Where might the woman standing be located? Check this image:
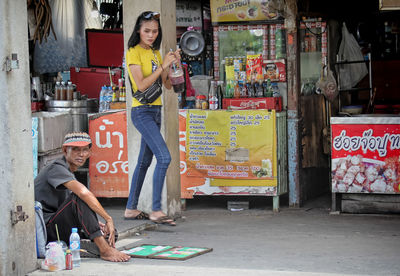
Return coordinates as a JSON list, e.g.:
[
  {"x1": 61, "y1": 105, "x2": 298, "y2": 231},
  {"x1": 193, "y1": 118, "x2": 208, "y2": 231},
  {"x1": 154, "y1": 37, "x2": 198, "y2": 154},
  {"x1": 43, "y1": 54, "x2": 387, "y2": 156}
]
[{"x1": 124, "y1": 11, "x2": 179, "y2": 226}]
